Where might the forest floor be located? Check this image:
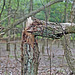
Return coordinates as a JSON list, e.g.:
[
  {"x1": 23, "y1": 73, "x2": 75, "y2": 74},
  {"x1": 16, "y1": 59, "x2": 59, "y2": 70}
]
[{"x1": 0, "y1": 40, "x2": 75, "y2": 75}]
